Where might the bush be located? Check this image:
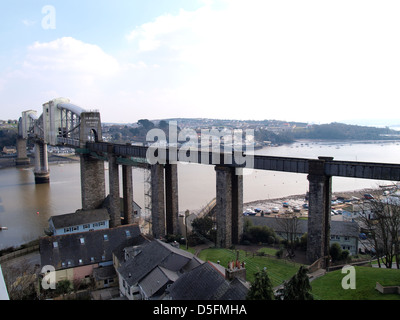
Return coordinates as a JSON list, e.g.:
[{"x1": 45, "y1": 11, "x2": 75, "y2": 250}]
[
  {"x1": 276, "y1": 248, "x2": 284, "y2": 259},
  {"x1": 330, "y1": 243, "x2": 342, "y2": 262},
  {"x1": 55, "y1": 280, "x2": 72, "y2": 295},
  {"x1": 242, "y1": 225, "x2": 277, "y2": 244}
]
